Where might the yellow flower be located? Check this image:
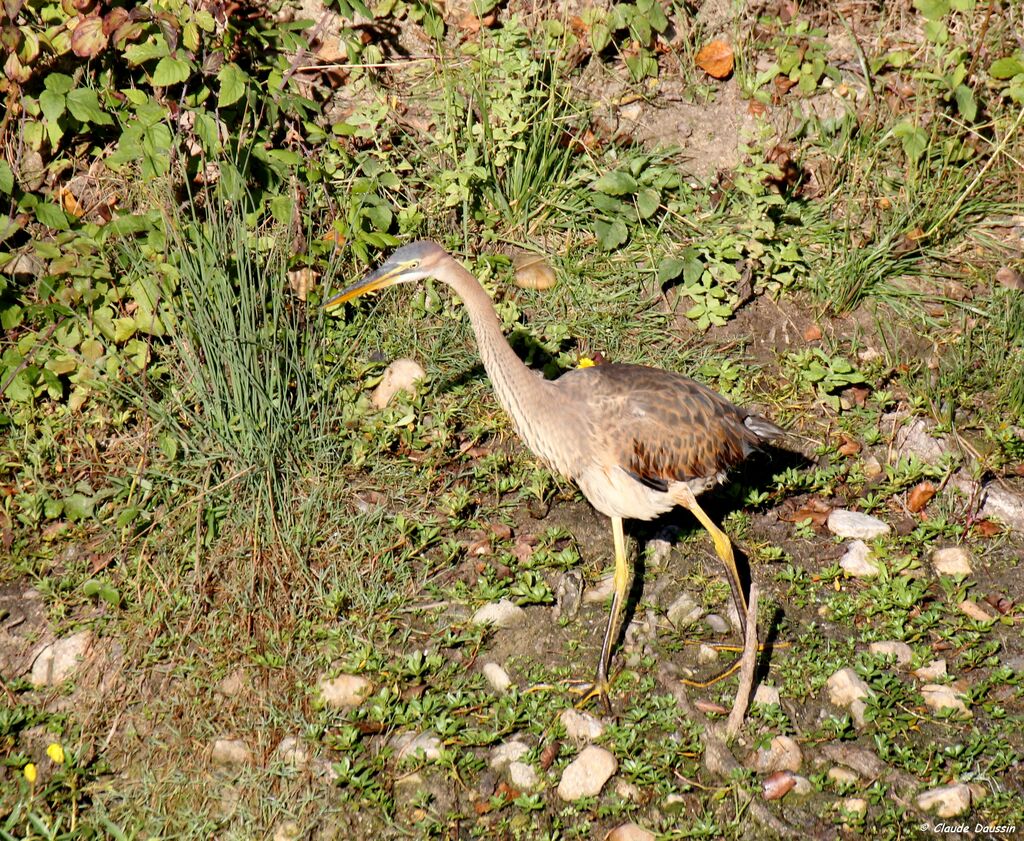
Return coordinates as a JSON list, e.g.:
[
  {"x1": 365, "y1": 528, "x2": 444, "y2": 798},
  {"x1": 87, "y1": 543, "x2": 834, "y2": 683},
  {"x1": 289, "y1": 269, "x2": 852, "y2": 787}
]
[
  {"x1": 577, "y1": 357, "x2": 596, "y2": 369},
  {"x1": 47, "y1": 743, "x2": 66, "y2": 764},
  {"x1": 24, "y1": 763, "x2": 37, "y2": 784}
]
